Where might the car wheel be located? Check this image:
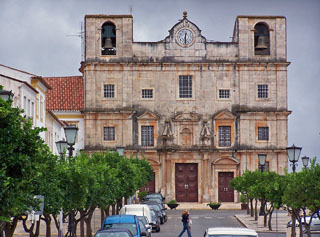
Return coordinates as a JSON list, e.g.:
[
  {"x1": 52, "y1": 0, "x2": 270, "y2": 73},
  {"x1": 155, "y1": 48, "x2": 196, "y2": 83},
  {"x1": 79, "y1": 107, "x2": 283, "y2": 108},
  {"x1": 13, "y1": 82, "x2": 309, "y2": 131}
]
[
  {"x1": 156, "y1": 225, "x2": 160, "y2": 232},
  {"x1": 164, "y1": 216, "x2": 168, "y2": 222},
  {"x1": 160, "y1": 217, "x2": 164, "y2": 224}
]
